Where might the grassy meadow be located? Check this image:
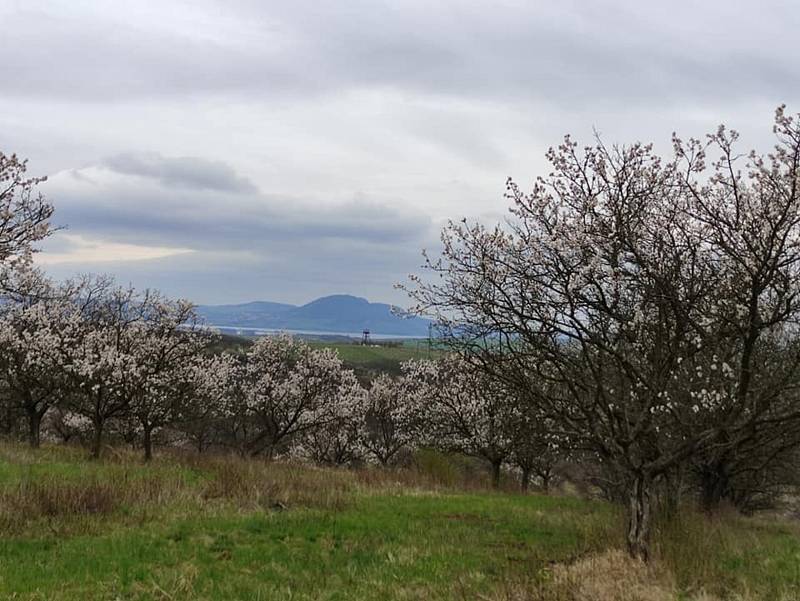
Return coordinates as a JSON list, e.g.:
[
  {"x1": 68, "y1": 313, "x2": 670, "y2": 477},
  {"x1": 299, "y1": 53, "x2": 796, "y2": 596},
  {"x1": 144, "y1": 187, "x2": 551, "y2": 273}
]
[
  {"x1": 0, "y1": 442, "x2": 798, "y2": 600},
  {"x1": 309, "y1": 341, "x2": 439, "y2": 377},
  {"x1": 215, "y1": 334, "x2": 440, "y2": 379}
]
